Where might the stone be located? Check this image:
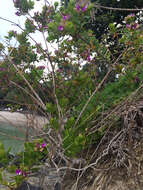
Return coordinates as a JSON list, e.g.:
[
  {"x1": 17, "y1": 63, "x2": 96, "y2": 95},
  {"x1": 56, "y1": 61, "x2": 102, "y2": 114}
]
[{"x1": 16, "y1": 181, "x2": 42, "y2": 190}]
